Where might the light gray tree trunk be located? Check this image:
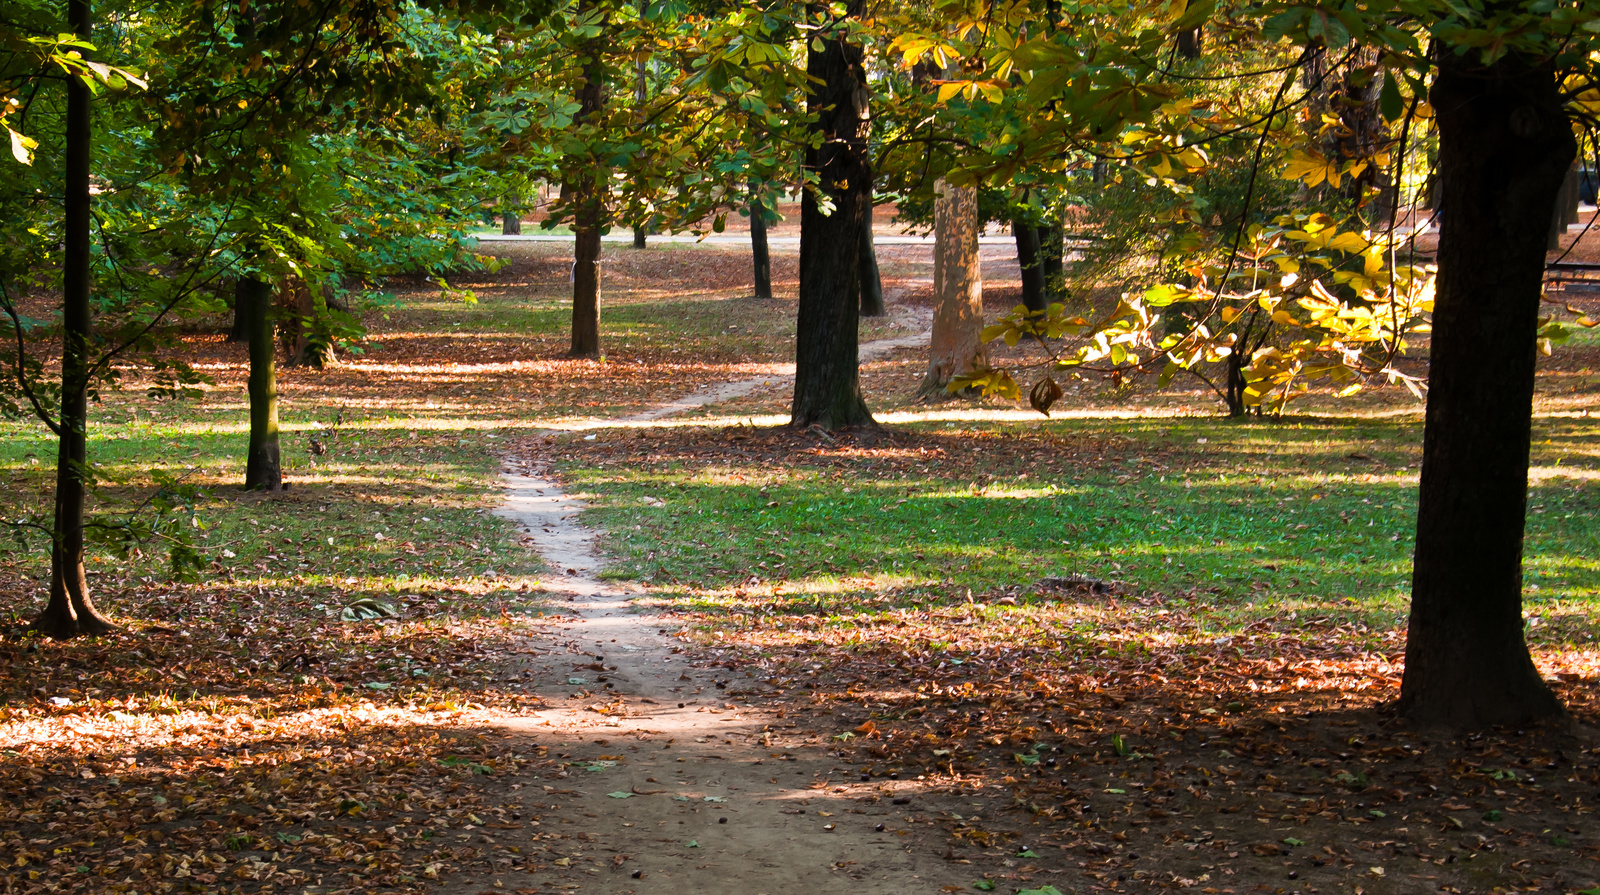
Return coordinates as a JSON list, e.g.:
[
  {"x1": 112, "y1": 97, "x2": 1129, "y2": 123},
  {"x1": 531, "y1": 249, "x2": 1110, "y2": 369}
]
[{"x1": 920, "y1": 178, "x2": 984, "y2": 394}]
